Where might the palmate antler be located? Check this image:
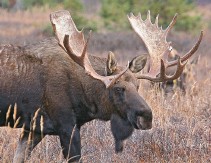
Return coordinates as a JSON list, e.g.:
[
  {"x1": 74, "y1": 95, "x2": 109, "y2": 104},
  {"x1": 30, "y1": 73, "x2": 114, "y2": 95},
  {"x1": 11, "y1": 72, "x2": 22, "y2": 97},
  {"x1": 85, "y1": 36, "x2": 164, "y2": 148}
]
[
  {"x1": 50, "y1": 10, "x2": 129, "y2": 88},
  {"x1": 128, "y1": 11, "x2": 203, "y2": 82}
]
